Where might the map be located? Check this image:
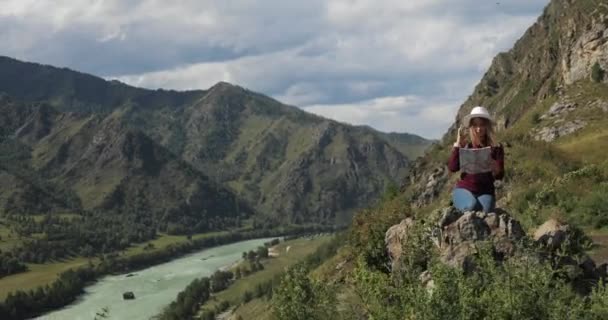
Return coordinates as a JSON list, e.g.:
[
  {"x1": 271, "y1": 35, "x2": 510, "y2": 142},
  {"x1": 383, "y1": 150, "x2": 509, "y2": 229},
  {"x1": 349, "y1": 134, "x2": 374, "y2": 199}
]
[{"x1": 459, "y1": 147, "x2": 492, "y2": 174}]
